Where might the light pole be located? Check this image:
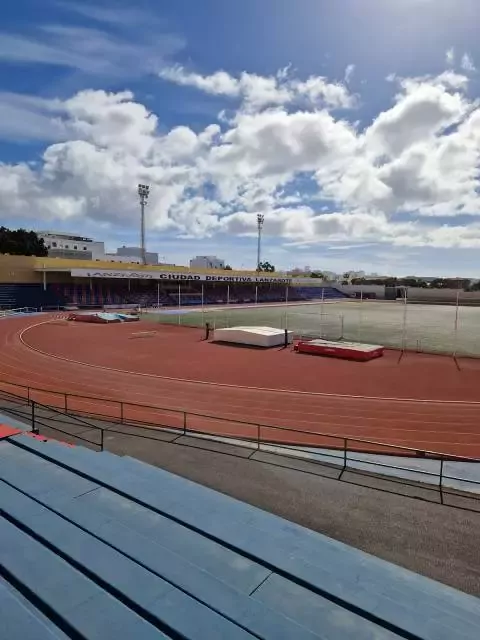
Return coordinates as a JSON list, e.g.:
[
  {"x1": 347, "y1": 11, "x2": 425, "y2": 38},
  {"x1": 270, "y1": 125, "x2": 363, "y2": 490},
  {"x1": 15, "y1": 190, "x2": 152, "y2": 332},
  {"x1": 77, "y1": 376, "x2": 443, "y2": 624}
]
[
  {"x1": 138, "y1": 183, "x2": 150, "y2": 265},
  {"x1": 256, "y1": 213, "x2": 264, "y2": 272}
]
